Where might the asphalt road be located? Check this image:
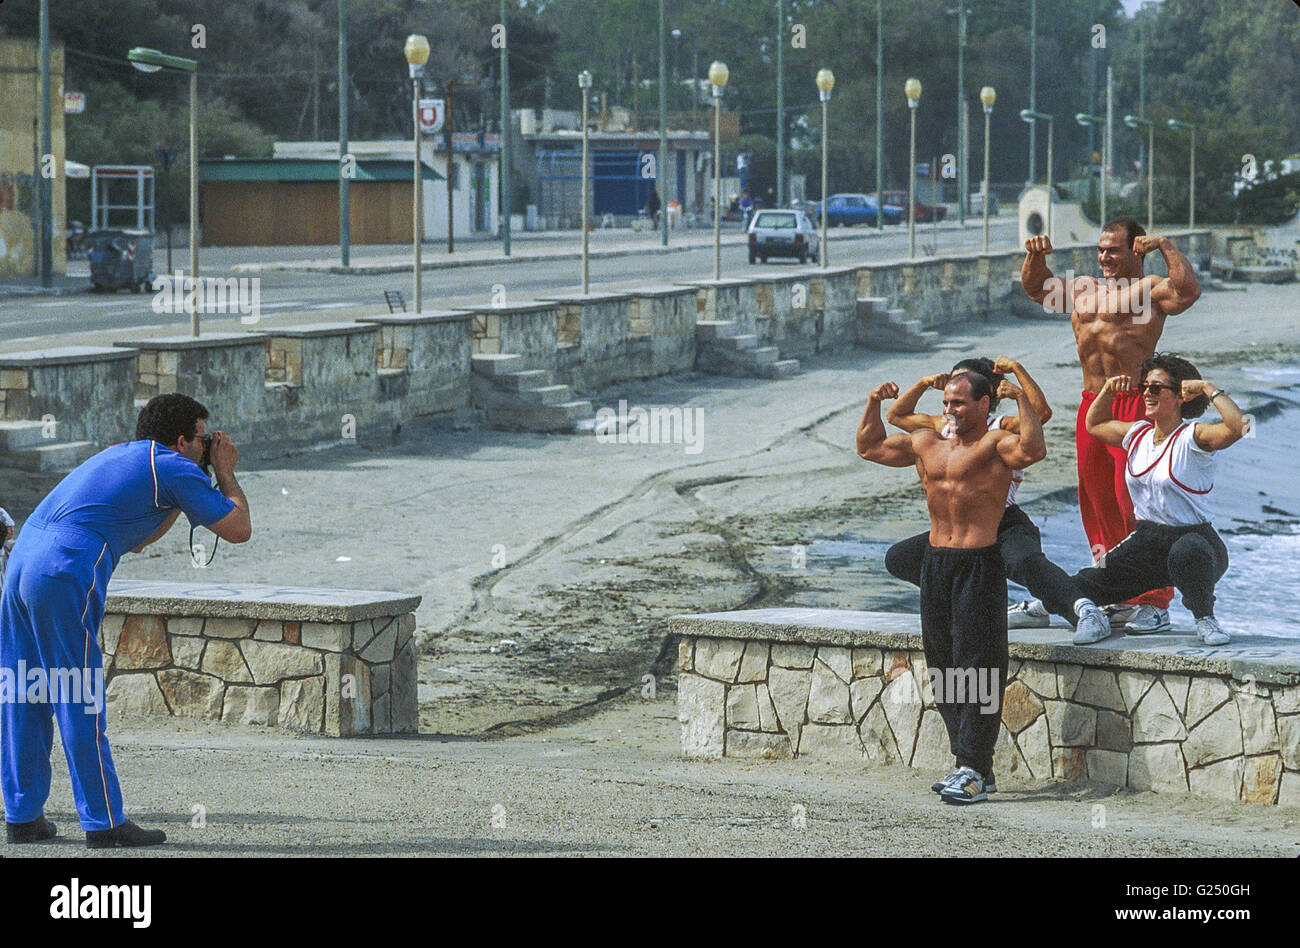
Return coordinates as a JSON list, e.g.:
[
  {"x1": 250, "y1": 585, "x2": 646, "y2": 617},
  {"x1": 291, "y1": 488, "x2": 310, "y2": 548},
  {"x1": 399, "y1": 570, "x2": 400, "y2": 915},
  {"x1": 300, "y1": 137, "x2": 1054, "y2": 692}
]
[{"x1": 0, "y1": 219, "x2": 1019, "y2": 346}]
